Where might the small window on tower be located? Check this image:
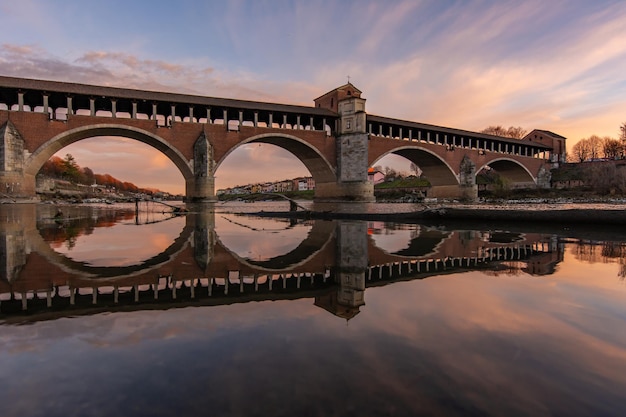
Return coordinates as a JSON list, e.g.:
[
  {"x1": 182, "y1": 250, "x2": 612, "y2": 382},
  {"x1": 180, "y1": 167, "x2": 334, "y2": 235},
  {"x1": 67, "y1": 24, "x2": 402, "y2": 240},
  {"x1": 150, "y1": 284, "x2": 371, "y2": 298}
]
[{"x1": 347, "y1": 90, "x2": 352, "y2": 96}]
